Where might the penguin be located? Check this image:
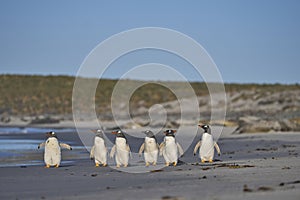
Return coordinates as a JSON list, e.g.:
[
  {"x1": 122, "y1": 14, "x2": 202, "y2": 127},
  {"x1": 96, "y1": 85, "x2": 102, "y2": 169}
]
[
  {"x1": 193, "y1": 124, "x2": 221, "y2": 163},
  {"x1": 38, "y1": 131, "x2": 72, "y2": 168},
  {"x1": 159, "y1": 130, "x2": 184, "y2": 166},
  {"x1": 110, "y1": 130, "x2": 131, "y2": 168},
  {"x1": 90, "y1": 129, "x2": 107, "y2": 167},
  {"x1": 138, "y1": 130, "x2": 159, "y2": 166}
]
